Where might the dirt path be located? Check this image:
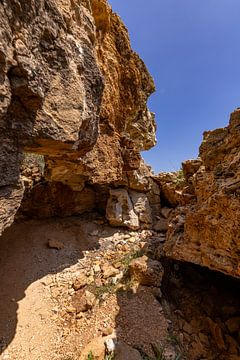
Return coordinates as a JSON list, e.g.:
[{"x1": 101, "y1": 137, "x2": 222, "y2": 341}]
[
  {"x1": 1, "y1": 216, "x2": 239, "y2": 360},
  {"x1": 0, "y1": 217, "x2": 100, "y2": 360},
  {"x1": 0, "y1": 216, "x2": 170, "y2": 359}
]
